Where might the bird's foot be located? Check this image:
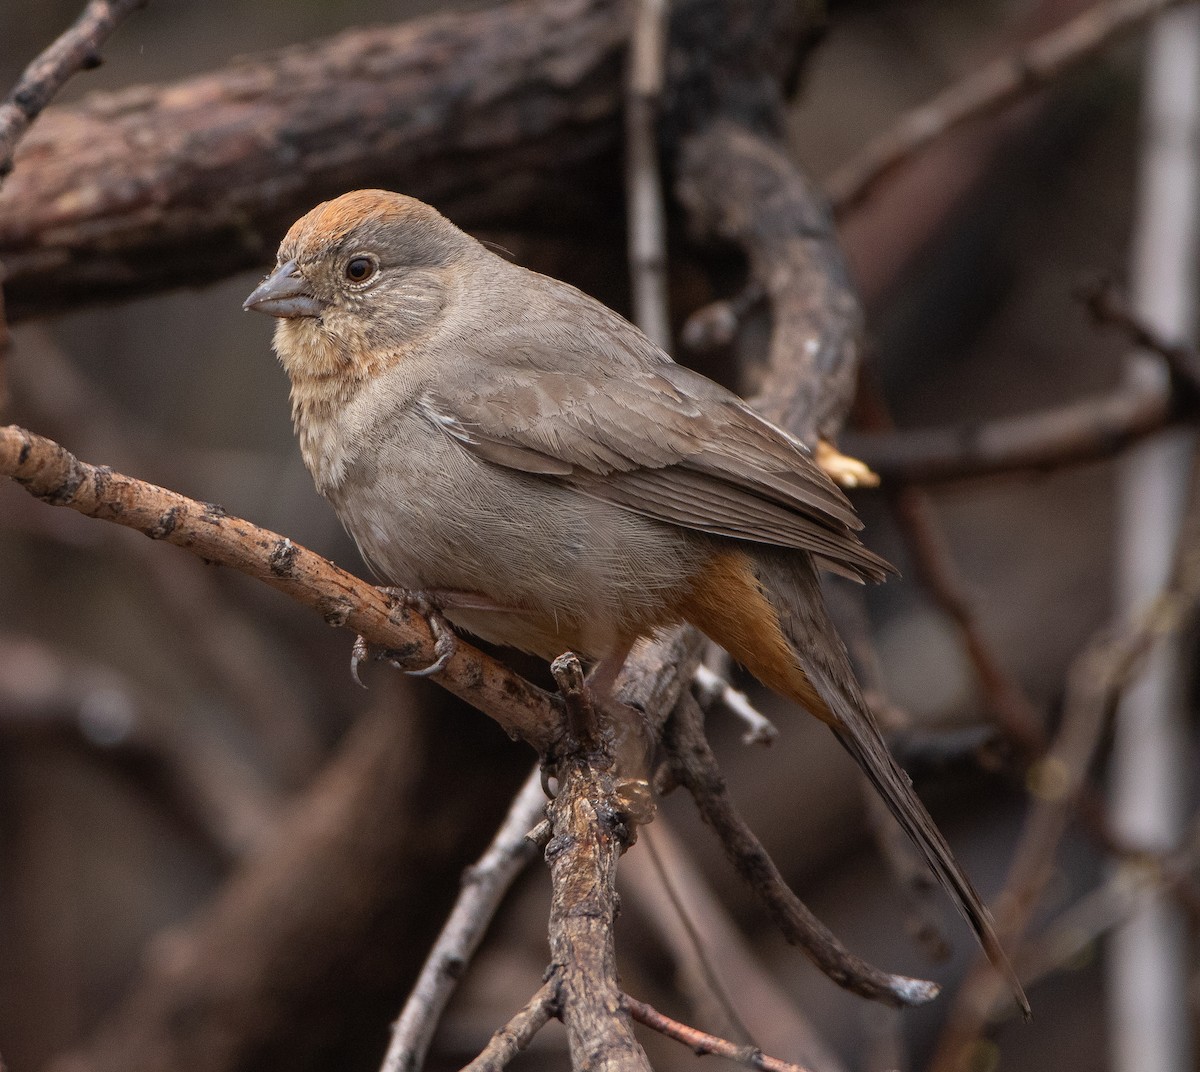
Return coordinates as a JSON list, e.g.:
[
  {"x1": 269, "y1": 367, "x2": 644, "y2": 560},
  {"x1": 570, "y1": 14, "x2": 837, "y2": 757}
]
[
  {"x1": 350, "y1": 588, "x2": 458, "y2": 685},
  {"x1": 815, "y1": 439, "x2": 879, "y2": 488}
]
